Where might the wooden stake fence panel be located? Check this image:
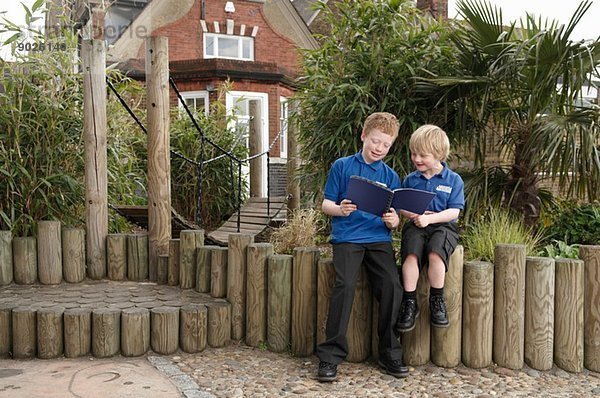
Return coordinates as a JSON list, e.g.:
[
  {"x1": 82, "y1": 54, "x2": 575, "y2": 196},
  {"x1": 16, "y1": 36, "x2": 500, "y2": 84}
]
[
  {"x1": 403, "y1": 270, "x2": 430, "y2": 366},
  {"x1": 346, "y1": 265, "x2": 371, "y2": 363},
  {"x1": 207, "y1": 302, "x2": 231, "y2": 348},
  {"x1": 210, "y1": 247, "x2": 228, "y2": 298},
  {"x1": 267, "y1": 254, "x2": 292, "y2": 353},
  {"x1": 151, "y1": 306, "x2": 179, "y2": 355},
  {"x1": 245, "y1": 243, "x2": 274, "y2": 347},
  {"x1": 462, "y1": 261, "x2": 493, "y2": 368},
  {"x1": 580, "y1": 245, "x2": 600, "y2": 372},
  {"x1": 62, "y1": 228, "x2": 85, "y2": 283},
  {"x1": 157, "y1": 255, "x2": 169, "y2": 285},
  {"x1": 92, "y1": 308, "x2": 121, "y2": 358},
  {"x1": 180, "y1": 303, "x2": 207, "y2": 353},
  {"x1": 316, "y1": 258, "x2": 334, "y2": 346},
  {"x1": 107, "y1": 234, "x2": 127, "y2": 280},
  {"x1": 432, "y1": 245, "x2": 464, "y2": 367},
  {"x1": 291, "y1": 247, "x2": 319, "y2": 357},
  {"x1": 64, "y1": 308, "x2": 91, "y2": 358},
  {"x1": 127, "y1": 234, "x2": 148, "y2": 281},
  {"x1": 0, "y1": 231, "x2": 12, "y2": 285},
  {"x1": 524, "y1": 256, "x2": 555, "y2": 371},
  {"x1": 196, "y1": 246, "x2": 215, "y2": 293},
  {"x1": 37, "y1": 307, "x2": 64, "y2": 359},
  {"x1": 179, "y1": 230, "x2": 204, "y2": 289},
  {"x1": 12, "y1": 307, "x2": 36, "y2": 359},
  {"x1": 227, "y1": 233, "x2": 253, "y2": 340},
  {"x1": 0, "y1": 304, "x2": 12, "y2": 358},
  {"x1": 12, "y1": 236, "x2": 37, "y2": 284},
  {"x1": 38, "y1": 221, "x2": 62, "y2": 285},
  {"x1": 493, "y1": 243, "x2": 526, "y2": 370},
  {"x1": 168, "y1": 239, "x2": 180, "y2": 286},
  {"x1": 554, "y1": 258, "x2": 584, "y2": 373},
  {"x1": 121, "y1": 308, "x2": 150, "y2": 357}
]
